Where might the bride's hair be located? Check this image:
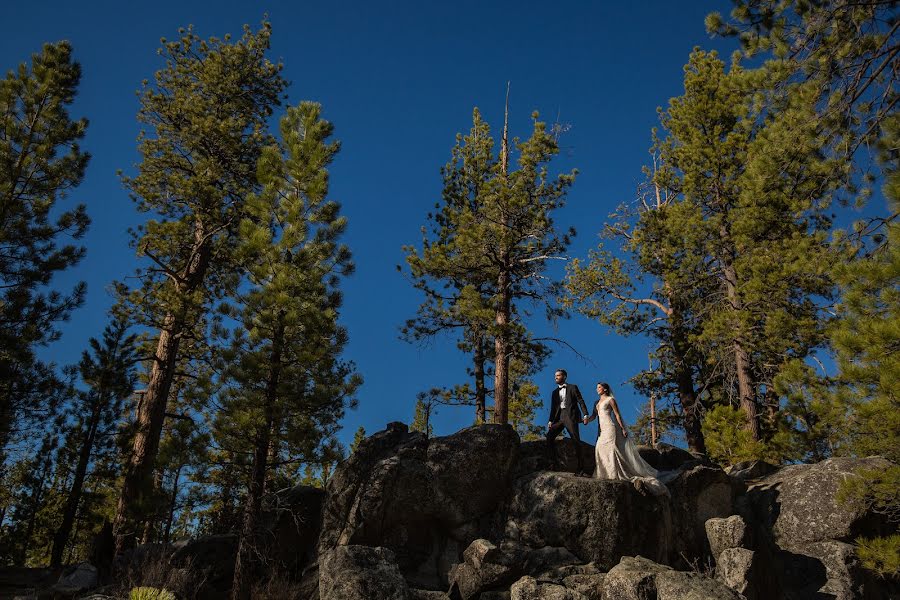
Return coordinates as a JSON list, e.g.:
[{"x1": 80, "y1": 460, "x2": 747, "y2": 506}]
[{"x1": 597, "y1": 382, "x2": 612, "y2": 396}]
